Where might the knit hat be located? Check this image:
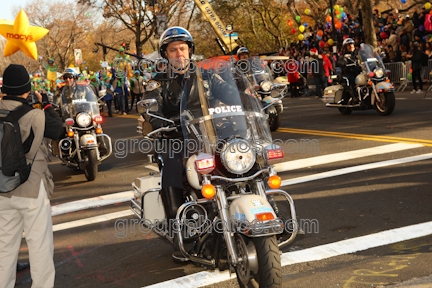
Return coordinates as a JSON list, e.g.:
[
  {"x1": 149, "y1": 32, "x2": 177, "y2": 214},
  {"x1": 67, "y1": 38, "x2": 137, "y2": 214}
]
[
  {"x1": 1, "y1": 64, "x2": 32, "y2": 95},
  {"x1": 310, "y1": 48, "x2": 318, "y2": 55}
]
